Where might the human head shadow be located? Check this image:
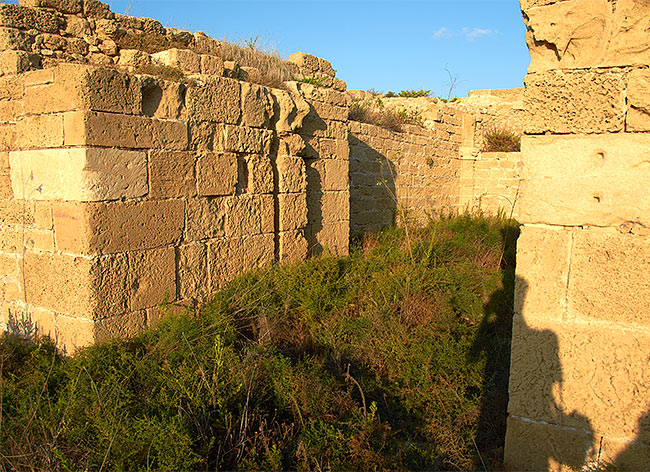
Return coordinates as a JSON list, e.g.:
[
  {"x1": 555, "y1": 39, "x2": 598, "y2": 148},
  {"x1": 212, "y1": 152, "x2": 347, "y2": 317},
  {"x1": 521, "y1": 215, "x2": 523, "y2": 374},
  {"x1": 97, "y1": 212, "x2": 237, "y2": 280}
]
[{"x1": 470, "y1": 226, "x2": 594, "y2": 470}]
